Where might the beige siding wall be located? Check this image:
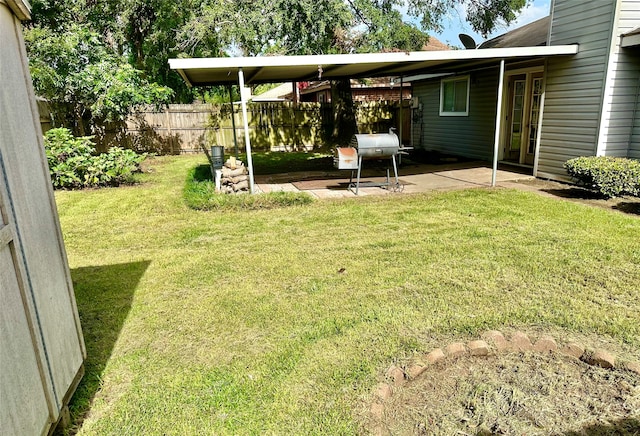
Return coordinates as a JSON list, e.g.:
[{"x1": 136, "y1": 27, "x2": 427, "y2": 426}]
[
  {"x1": 538, "y1": 0, "x2": 616, "y2": 178},
  {"x1": 598, "y1": 0, "x2": 640, "y2": 157},
  {"x1": 411, "y1": 68, "x2": 500, "y2": 160}
]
